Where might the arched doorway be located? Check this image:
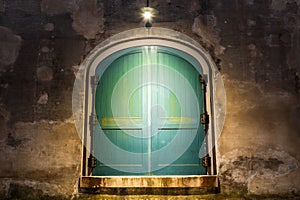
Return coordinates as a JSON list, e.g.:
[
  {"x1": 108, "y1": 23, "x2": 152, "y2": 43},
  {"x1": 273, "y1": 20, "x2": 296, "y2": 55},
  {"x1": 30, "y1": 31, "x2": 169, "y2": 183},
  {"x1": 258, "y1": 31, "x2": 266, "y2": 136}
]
[{"x1": 73, "y1": 28, "x2": 225, "y2": 190}]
